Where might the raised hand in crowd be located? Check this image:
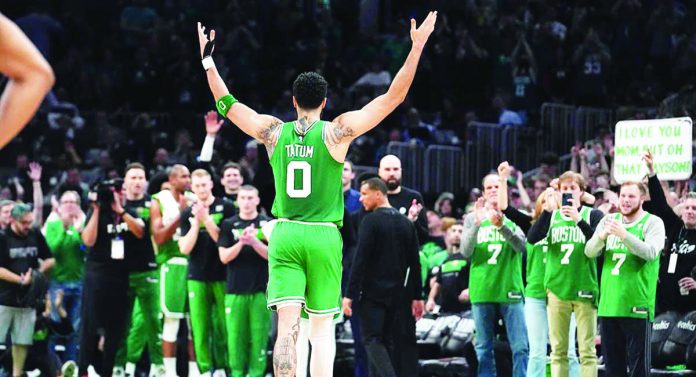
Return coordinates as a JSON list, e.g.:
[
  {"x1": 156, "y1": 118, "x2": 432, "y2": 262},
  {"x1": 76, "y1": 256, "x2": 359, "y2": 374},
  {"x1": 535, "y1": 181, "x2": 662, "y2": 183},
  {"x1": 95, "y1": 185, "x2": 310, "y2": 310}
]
[
  {"x1": 407, "y1": 198, "x2": 423, "y2": 222},
  {"x1": 472, "y1": 197, "x2": 488, "y2": 226},
  {"x1": 205, "y1": 110, "x2": 223, "y2": 136}
]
